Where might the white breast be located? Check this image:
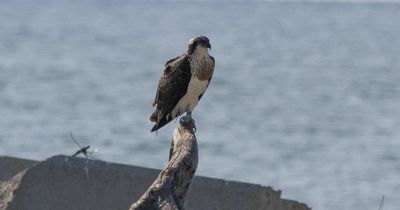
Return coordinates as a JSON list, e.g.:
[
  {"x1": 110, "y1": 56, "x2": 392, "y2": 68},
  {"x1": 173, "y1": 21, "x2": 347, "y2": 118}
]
[
  {"x1": 171, "y1": 76, "x2": 209, "y2": 118},
  {"x1": 169, "y1": 45, "x2": 212, "y2": 119}
]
